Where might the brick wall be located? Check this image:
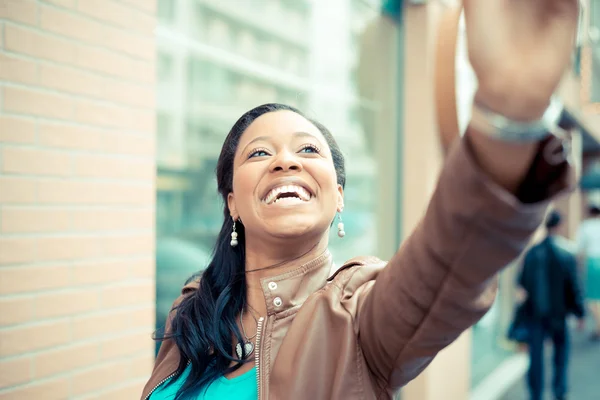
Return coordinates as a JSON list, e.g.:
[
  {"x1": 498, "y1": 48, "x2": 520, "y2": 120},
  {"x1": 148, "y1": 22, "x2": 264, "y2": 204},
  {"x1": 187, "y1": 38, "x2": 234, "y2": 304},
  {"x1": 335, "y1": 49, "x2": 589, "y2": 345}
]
[{"x1": 0, "y1": 1, "x2": 157, "y2": 398}]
